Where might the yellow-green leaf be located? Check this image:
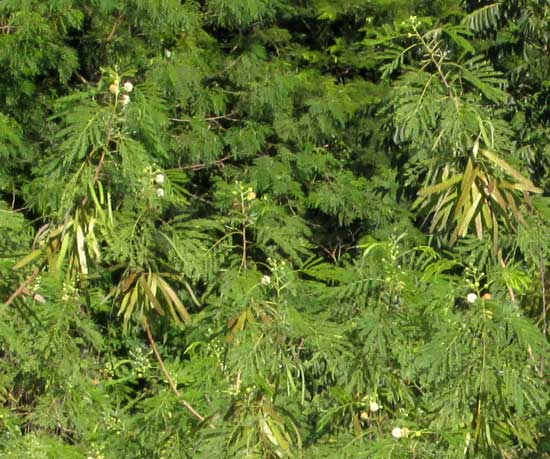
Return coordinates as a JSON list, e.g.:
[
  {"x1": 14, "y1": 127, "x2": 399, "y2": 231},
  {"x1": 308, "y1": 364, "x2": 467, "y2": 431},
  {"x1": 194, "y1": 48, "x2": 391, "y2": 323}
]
[
  {"x1": 157, "y1": 276, "x2": 191, "y2": 323},
  {"x1": 454, "y1": 159, "x2": 476, "y2": 218},
  {"x1": 418, "y1": 173, "x2": 463, "y2": 196},
  {"x1": 75, "y1": 224, "x2": 88, "y2": 275},
  {"x1": 139, "y1": 275, "x2": 165, "y2": 316},
  {"x1": 13, "y1": 249, "x2": 43, "y2": 270},
  {"x1": 480, "y1": 149, "x2": 541, "y2": 192}
]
